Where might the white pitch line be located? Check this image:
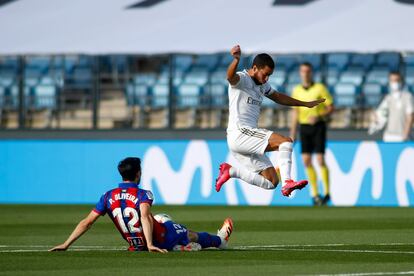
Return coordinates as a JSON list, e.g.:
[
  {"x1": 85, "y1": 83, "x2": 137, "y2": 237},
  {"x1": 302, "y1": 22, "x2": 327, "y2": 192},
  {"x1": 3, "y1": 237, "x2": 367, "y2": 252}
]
[
  {"x1": 314, "y1": 271, "x2": 414, "y2": 276},
  {"x1": 235, "y1": 242, "x2": 414, "y2": 248},
  {"x1": 233, "y1": 247, "x2": 414, "y2": 255},
  {"x1": 1, "y1": 243, "x2": 414, "y2": 254}
]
